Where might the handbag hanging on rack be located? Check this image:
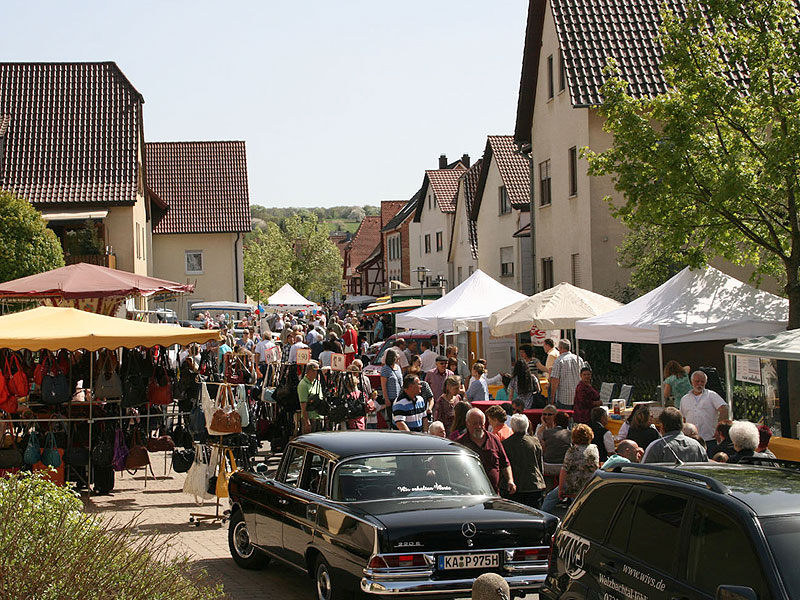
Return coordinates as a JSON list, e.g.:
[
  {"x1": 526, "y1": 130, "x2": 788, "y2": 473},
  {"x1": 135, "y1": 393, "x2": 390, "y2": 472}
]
[
  {"x1": 147, "y1": 349, "x2": 174, "y2": 406},
  {"x1": 112, "y1": 428, "x2": 129, "y2": 472},
  {"x1": 93, "y1": 352, "x2": 123, "y2": 399},
  {"x1": 4, "y1": 353, "x2": 29, "y2": 399},
  {"x1": 183, "y1": 444, "x2": 214, "y2": 504},
  {"x1": 125, "y1": 427, "x2": 150, "y2": 470},
  {"x1": 209, "y1": 385, "x2": 242, "y2": 435},
  {"x1": 0, "y1": 426, "x2": 23, "y2": 470},
  {"x1": 215, "y1": 448, "x2": 238, "y2": 498},
  {"x1": 41, "y1": 352, "x2": 70, "y2": 406}
]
